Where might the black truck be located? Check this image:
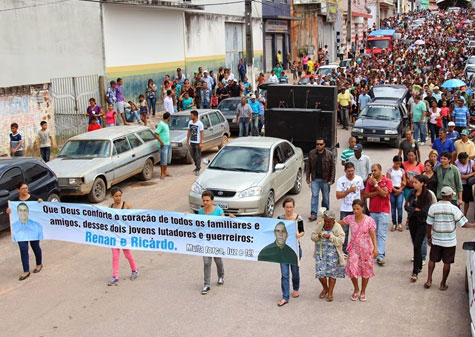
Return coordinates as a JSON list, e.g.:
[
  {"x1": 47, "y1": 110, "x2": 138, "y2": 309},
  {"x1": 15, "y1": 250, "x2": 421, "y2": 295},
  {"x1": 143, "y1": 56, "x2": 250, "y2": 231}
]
[{"x1": 263, "y1": 84, "x2": 338, "y2": 157}]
